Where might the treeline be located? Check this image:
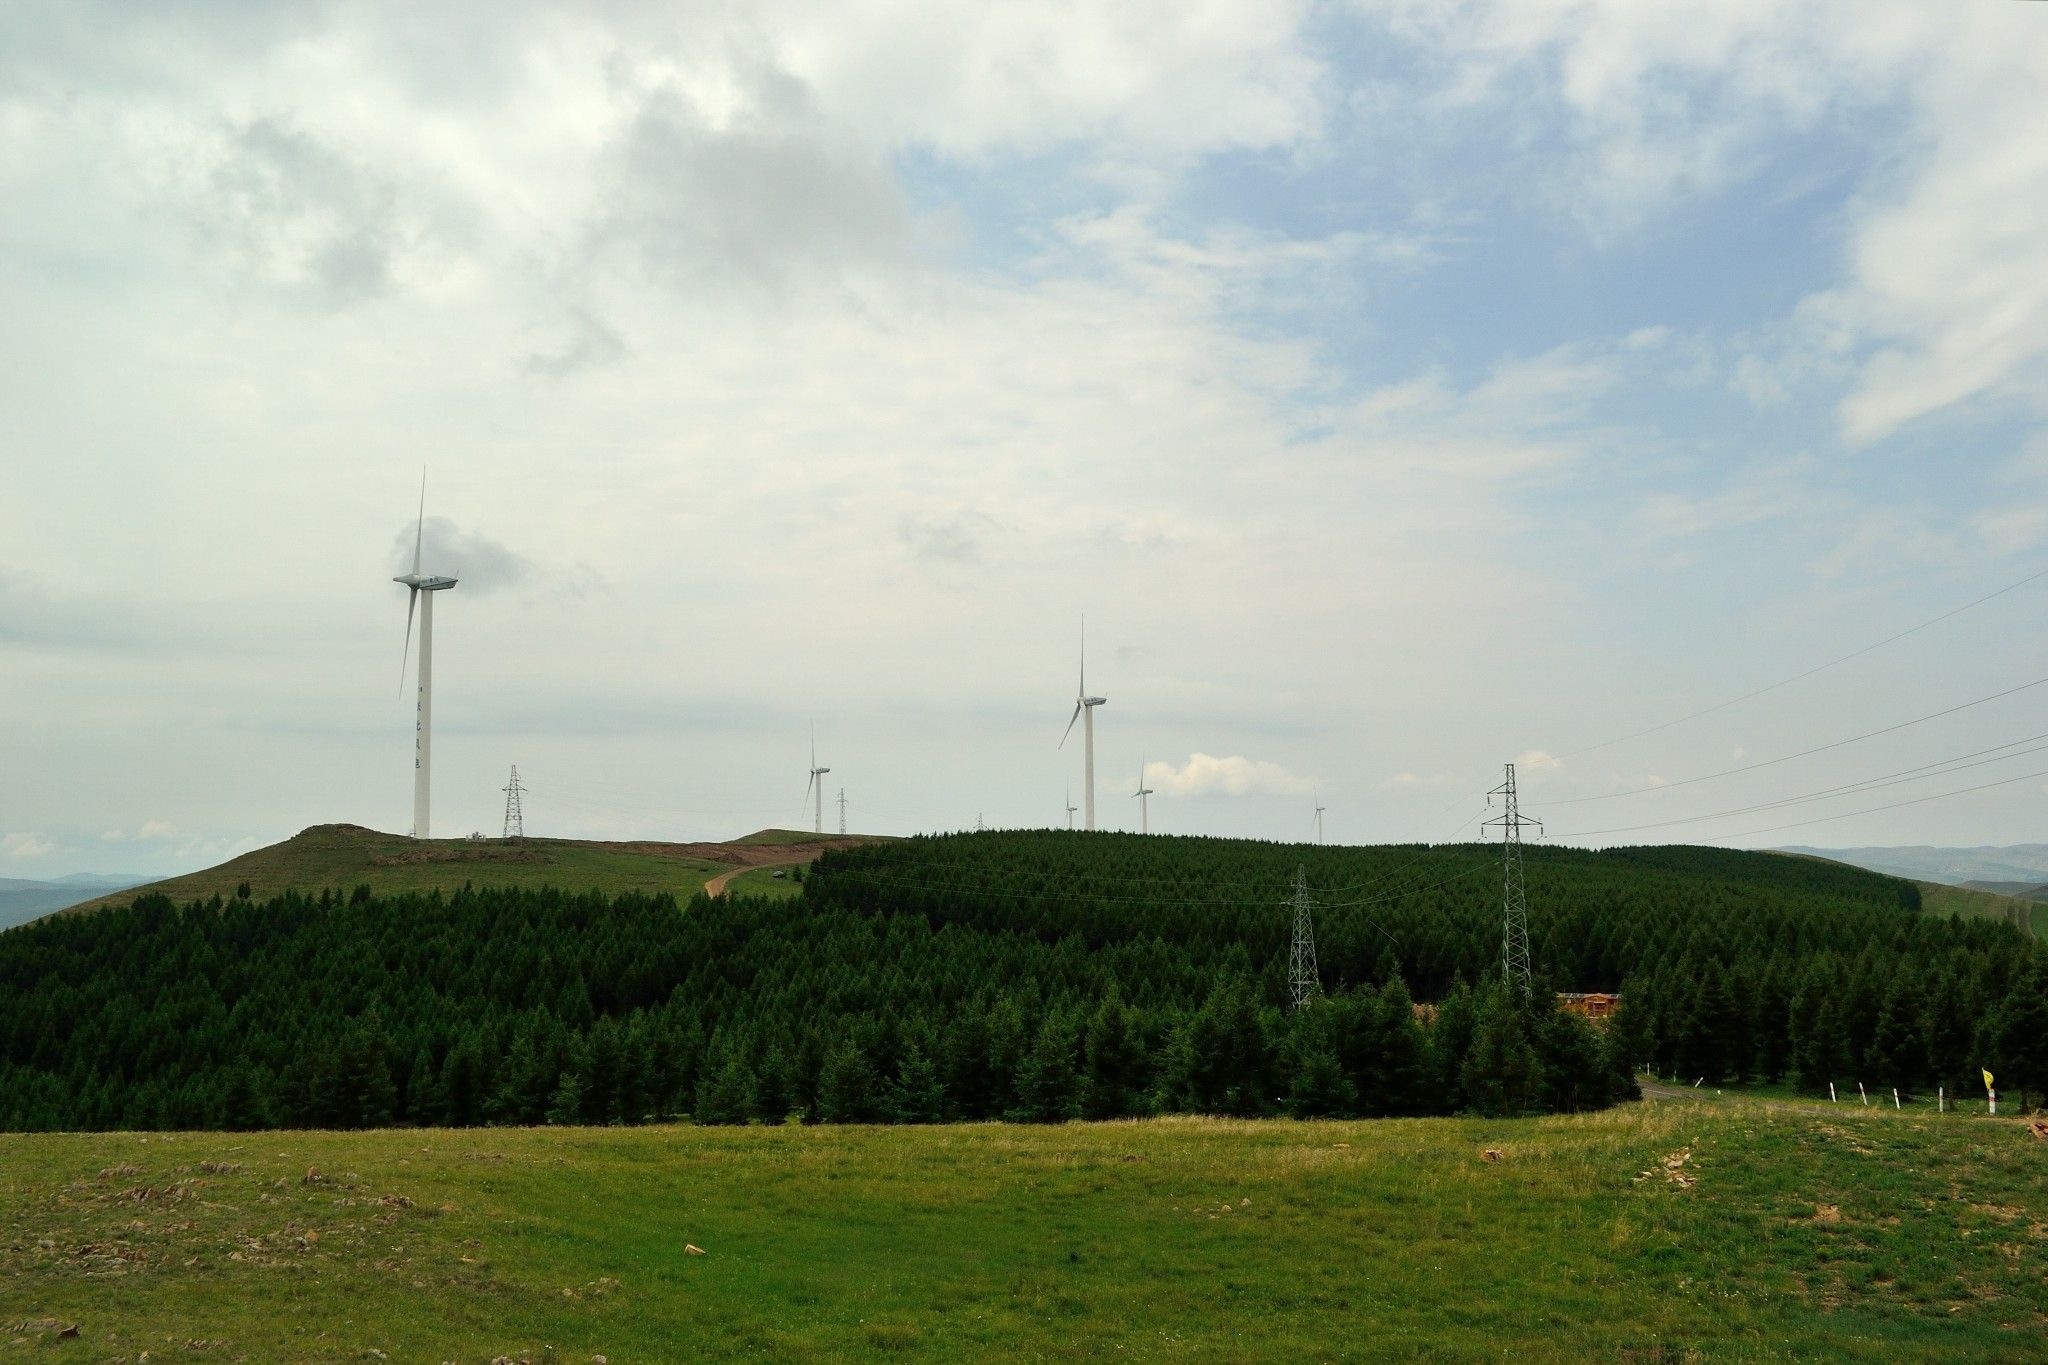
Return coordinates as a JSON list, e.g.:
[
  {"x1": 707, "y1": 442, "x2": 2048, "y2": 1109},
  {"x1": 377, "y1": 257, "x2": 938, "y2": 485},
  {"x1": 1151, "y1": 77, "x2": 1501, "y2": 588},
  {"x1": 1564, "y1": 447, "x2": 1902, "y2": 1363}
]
[
  {"x1": 0, "y1": 885, "x2": 1624, "y2": 1133},
  {"x1": 0, "y1": 831, "x2": 2039, "y2": 1132}
]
